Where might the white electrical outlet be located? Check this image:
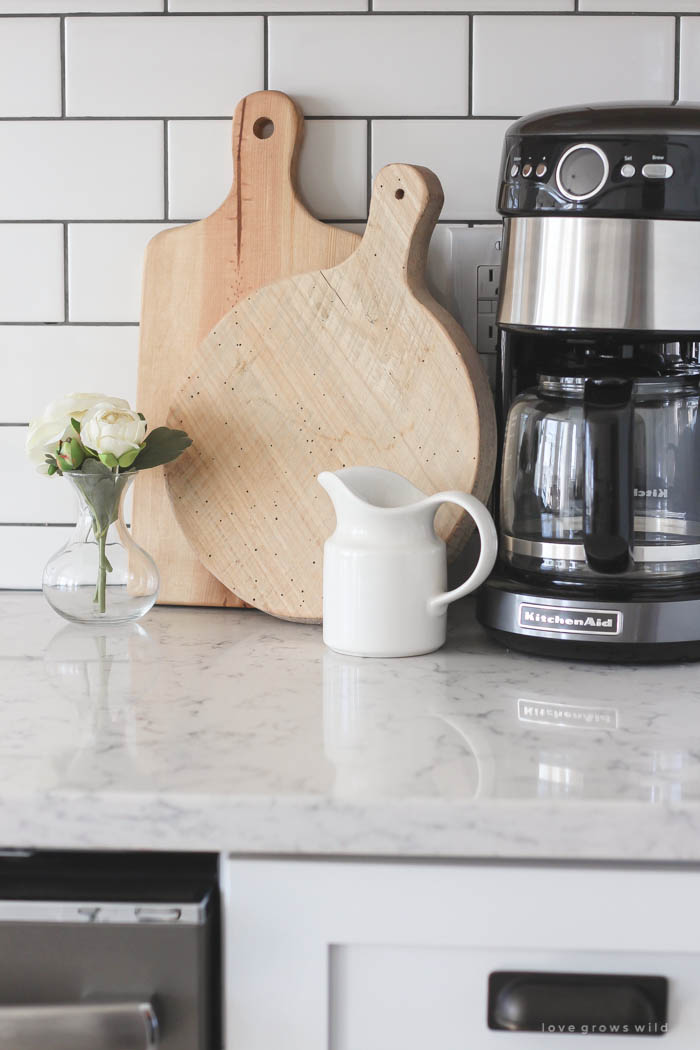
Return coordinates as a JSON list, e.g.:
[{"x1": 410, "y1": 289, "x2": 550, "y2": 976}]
[{"x1": 448, "y1": 225, "x2": 503, "y2": 360}]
